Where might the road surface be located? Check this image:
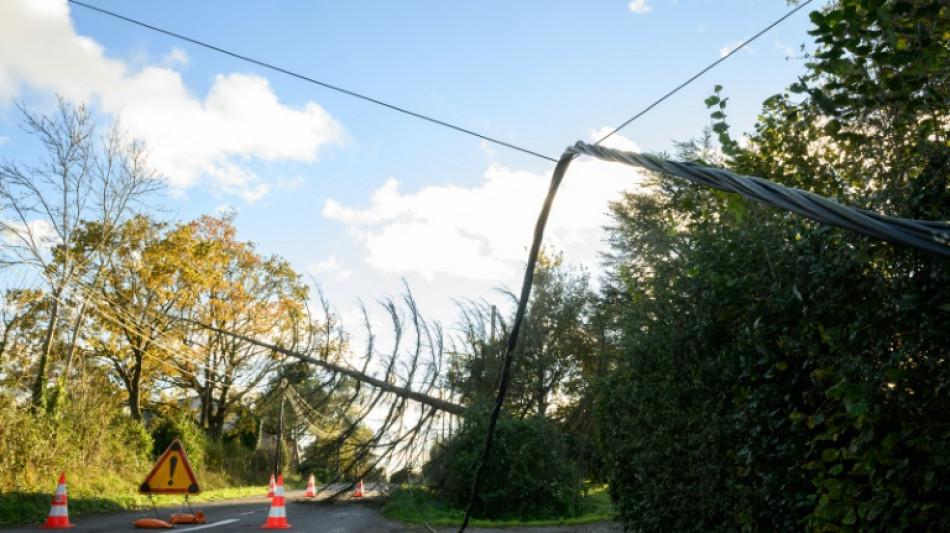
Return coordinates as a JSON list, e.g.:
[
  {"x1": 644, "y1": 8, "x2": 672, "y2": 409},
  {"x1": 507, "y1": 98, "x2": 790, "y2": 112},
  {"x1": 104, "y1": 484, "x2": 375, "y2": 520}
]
[{"x1": 3, "y1": 486, "x2": 620, "y2": 532}]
